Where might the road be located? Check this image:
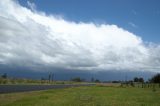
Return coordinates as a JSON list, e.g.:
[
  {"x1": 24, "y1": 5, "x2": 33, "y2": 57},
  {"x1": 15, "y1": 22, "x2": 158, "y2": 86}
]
[{"x1": 0, "y1": 84, "x2": 95, "y2": 94}]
